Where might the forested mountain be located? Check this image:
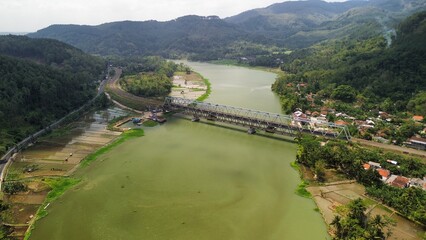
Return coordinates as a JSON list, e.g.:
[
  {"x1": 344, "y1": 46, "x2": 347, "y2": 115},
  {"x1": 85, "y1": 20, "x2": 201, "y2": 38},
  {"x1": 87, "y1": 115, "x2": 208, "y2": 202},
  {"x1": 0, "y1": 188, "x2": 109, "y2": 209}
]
[
  {"x1": 226, "y1": 0, "x2": 426, "y2": 48},
  {"x1": 28, "y1": 16, "x2": 252, "y2": 60},
  {"x1": 272, "y1": 11, "x2": 426, "y2": 116},
  {"x1": 0, "y1": 35, "x2": 105, "y2": 155},
  {"x1": 28, "y1": 0, "x2": 426, "y2": 59}
]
